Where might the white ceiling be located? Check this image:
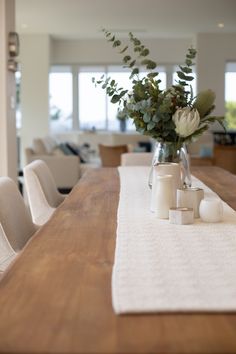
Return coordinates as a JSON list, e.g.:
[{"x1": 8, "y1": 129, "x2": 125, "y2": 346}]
[{"x1": 16, "y1": 0, "x2": 236, "y2": 40}]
